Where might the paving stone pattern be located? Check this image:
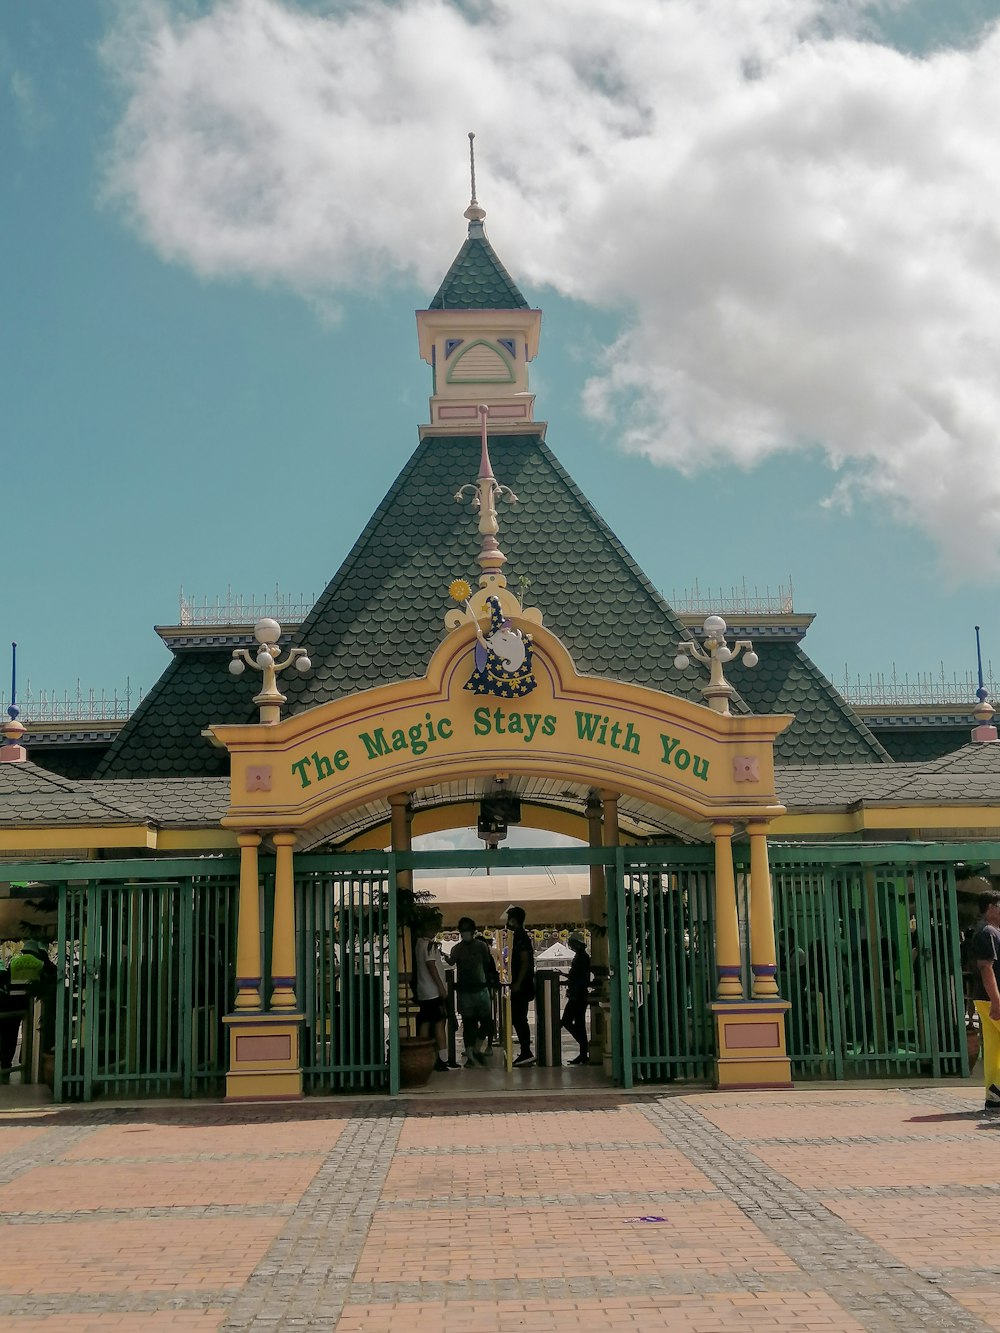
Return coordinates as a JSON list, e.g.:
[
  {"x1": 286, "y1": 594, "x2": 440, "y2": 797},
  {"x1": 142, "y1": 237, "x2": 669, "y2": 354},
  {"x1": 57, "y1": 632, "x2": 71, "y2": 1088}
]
[{"x1": 1, "y1": 1086, "x2": 998, "y2": 1330}]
